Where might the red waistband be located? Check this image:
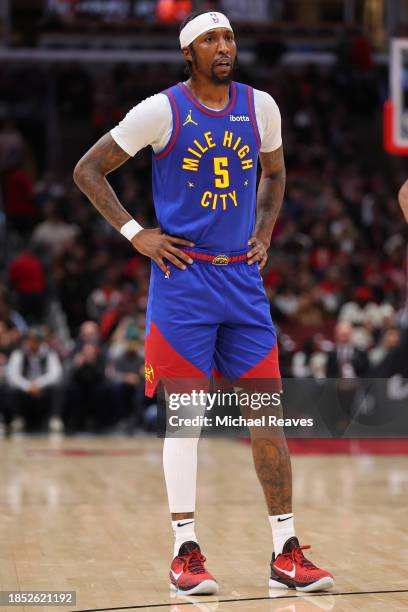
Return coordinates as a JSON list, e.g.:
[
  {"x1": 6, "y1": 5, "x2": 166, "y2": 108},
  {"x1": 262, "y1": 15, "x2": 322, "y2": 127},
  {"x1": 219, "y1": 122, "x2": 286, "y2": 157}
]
[{"x1": 182, "y1": 250, "x2": 248, "y2": 266}]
